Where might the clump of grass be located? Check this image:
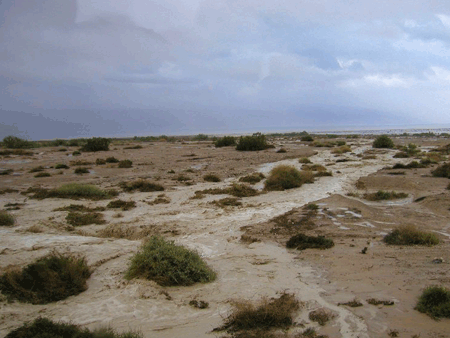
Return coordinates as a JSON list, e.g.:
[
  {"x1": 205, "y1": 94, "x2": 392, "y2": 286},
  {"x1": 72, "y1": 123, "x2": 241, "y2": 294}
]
[
  {"x1": 264, "y1": 165, "x2": 314, "y2": 191},
  {"x1": 432, "y1": 163, "x2": 450, "y2": 178},
  {"x1": 372, "y1": 135, "x2": 394, "y2": 148},
  {"x1": 107, "y1": 199, "x2": 136, "y2": 211},
  {"x1": 98, "y1": 224, "x2": 153, "y2": 240},
  {"x1": 66, "y1": 212, "x2": 105, "y2": 226},
  {"x1": 215, "y1": 136, "x2": 236, "y2": 148},
  {"x1": 29, "y1": 166, "x2": 45, "y2": 173},
  {"x1": 306, "y1": 203, "x2": 319, "y2": 211},
  {"x1": 120, "y1": 180, "x2": 164, "y2": 192},
  {"x1": 124, "y1": 145, "x2": 143, "y2": 149},
  {"x1": 415, "y1": 285, "x2": 450, "y2": 319},
  {"x1": 0, "y1": 252, "x2": 91, "y2": 304},
  {"x1": 28, "y1": 183, "x2": 116, "y2": 200},
  {"x1": 215, "y1": 293, "x2": 300, "y2": 332},
  {"x1": 299, "y1": 157, "x2": 312, "y2": 164},
  {"x1": 118, "y1": 159, "x2": 133, "y2": 168},
  {"x1": 203, "y1": 174, "x2": 221, "y2": 182},
  {"x1": 276, "y1": 148, "x2": 287, "y2": 153},
  {"x1": 74, "y1": 167, "x2": 89, "y2": 175},
  {"x1": 364, "y1": 190, "x2": 408, "y2": 201},
  {"x1": 70, "y1": 160, "x2": 92, "y2": 166},
  {"x1": 106, "y1": 156, "x2": 119, "y2": 163},
  {"x1": 338, "y1": 299, "x2": 363, "y2": 307},
  {"x1": 331, "y1": 145, "x2": 351, "y2": 154},
  {"x1": 236, "y1": 133, "x2": 272, "y2": 151},
  {"x1": 96, "y1": 158, "x2": 106, "y2": 165},
  {"x1": 55, "y1": 164, "x2": 69, "y2": 169},
  {"x1": 0, "y1": 211, "x2": 15, "y2": 226},
  {"x1": 212, "y1": 197, "x2": 242, "y2": 207},
  {"x1": 308, "y1": 308, "x2": 335, "y2": 326},
  {"x1": 0, "y1": 188, "x2": 18, "y2": 194},
  {"x1": 228, "y1": 184, "x2": 259, "y2": 197},
  {"x1": 286, "y1": 234, "x2": 334, "y2": 250},
  {"x1": 148, "y1": 194, "x2": 171, "y2": 205},
  {"x1": 72, "y1": 151, "x2": 81, "y2": 156},
  {"x1": 301, "y1": 135, "x2": 314, "y2": 142},
  {"x1": 383, "y1": 225, "x2": 439, "y2": 246},
  {"x1": 0, "y1": 149, "x2": 33, "y2": 156},
  {"x1": 174, "y1": 174, "x2": 191, "y2": 182},
  {"x1": 34, "y1": 172, "x2": 51, "y2": 178},
  {"x1": 125, "y1": 236, "x2": 216, "y2": 286},
  {"x1": 5, "y1": 317, "x2": 142, "y2": 338},
  {"x1": 367, "y1": 298, "x2": 394, "y2": 306},
  {"x1": 54, "y1": 204, "x2": 106, "y2": 212},
  {"x1": 392, "y1": 161, "x2": 426, "y2": 169},
  {"x1": 239, "y1": 172, "x2": 265, "y2": 184}
]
